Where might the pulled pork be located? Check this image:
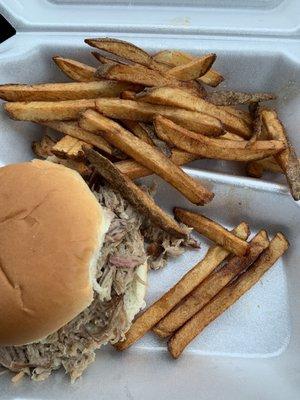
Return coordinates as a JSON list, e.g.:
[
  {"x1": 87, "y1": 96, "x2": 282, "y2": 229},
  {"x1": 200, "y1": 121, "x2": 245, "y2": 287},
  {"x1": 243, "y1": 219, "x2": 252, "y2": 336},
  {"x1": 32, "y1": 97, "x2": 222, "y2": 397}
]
[{"x1": 0, "y1": 184, "x2": 196, "y2": 382}]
